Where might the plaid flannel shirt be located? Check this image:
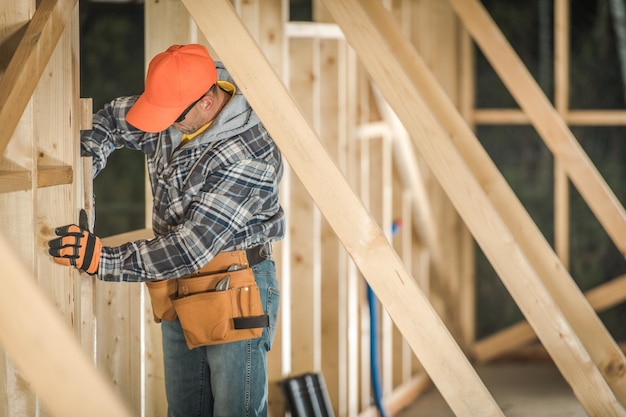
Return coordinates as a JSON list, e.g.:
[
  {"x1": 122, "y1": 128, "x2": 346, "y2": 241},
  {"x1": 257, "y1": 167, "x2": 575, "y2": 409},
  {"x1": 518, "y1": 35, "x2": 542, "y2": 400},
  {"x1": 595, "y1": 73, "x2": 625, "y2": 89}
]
[{"x1": 82, "y1": 65, "x2": 285, "y2": 282}]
